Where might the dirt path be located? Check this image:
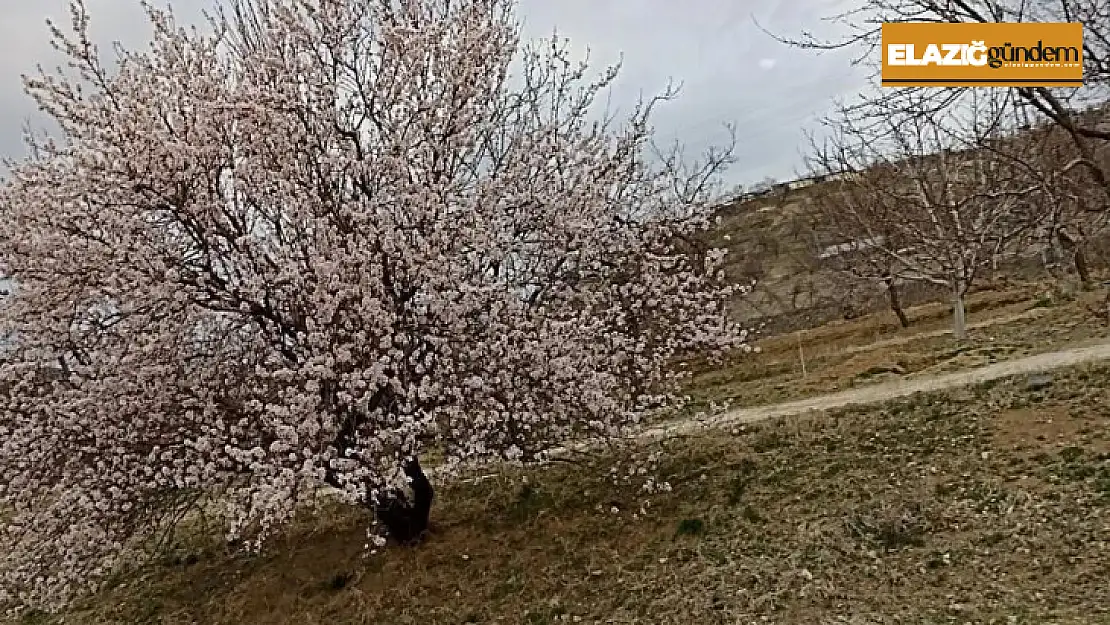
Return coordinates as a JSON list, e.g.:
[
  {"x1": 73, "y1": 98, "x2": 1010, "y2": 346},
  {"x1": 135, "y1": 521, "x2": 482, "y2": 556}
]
[
  {"x1": 643, "y1": 338, "x2": 1110, "y2": 440},
  {"x1": 443, "y1": 338, "x2": 1110, "y2": 485}
]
